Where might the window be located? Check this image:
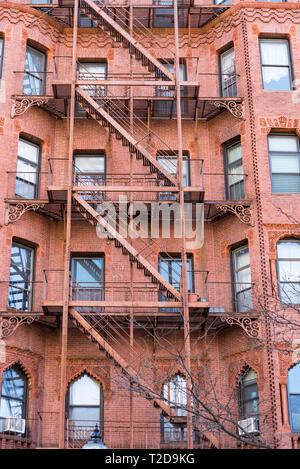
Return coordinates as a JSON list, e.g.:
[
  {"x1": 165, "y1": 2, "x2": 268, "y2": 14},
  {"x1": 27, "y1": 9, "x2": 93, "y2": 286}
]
[
  {"x1": 77, "y1": 62, "x2": 107, "y2": 113},
  {"x1": 259, "y1": 39, "x2": 293, "y2": 91},
  {"x1": 0, "y1": 37, "x2": 4, "y2": 80},
  {"x1": 158, "y1": 255, "x2": 193, "y2": 311},
  {"x1": 71, "y1": 257, "x2": 105, "y2": 303},
  {"x1": 67, "y1": 374, "x2": 103, "y2": 445},
  {"x1": 238, "y1": 368, "x2": 259, "y2": 421},
  {"x1": 277, "y1": 239, "x2": 300, "y2": 305},
  {"x1": 268, "y1": 134, "x2": 300, "y2": 194},
  {"x1": 31, "y1": 0, "x2": 52, "y2": 3},
  {"x1": 23, "y1": 45, "x2": 46, "y2": 95},
  {"x1": 74, "y1": 153, "x2": 106, "y2": 188},
  {"x1": 78, "y1": 10, "x2": 98, "y2": 28},
  {"x1": 157, "y1": 152, "x2": 190, "y2": 200},
  {"x1": 153, "y1": 0, "x2": 184, "y2": 28},
  {"x1": 214, "y1": 0, "x2": 231, "y2": 4},
  {"x1": 8, "y1": 243, "x2": 35, "y2": 311},
  {"x1": 155, "y1": 61, "x2": 186, "y2": 117},
  {"x1": 0, "y1": 365, "x2": 28, "y2": 425},
  {"x1": 159, "y1": 255, "x2": 194, "y2": 292},
  {"x1": 219, "y1": 47, "x2": 237, "y2": 97},
  {"x1": 224, "y1": 141, "x2": 244, "y2": 200},
  {"x1": 161, "y1": 374, "x2": 187, "y2": 443},
  {"x1": 16, "y1": 138, "x2": 40, "y2": 199},
  {"x1": 231, "y1": 245, "x2": 252, "y2": 312},
  {"x1": 287, "y1": 363, "x2": 300, "y2": 432}
]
